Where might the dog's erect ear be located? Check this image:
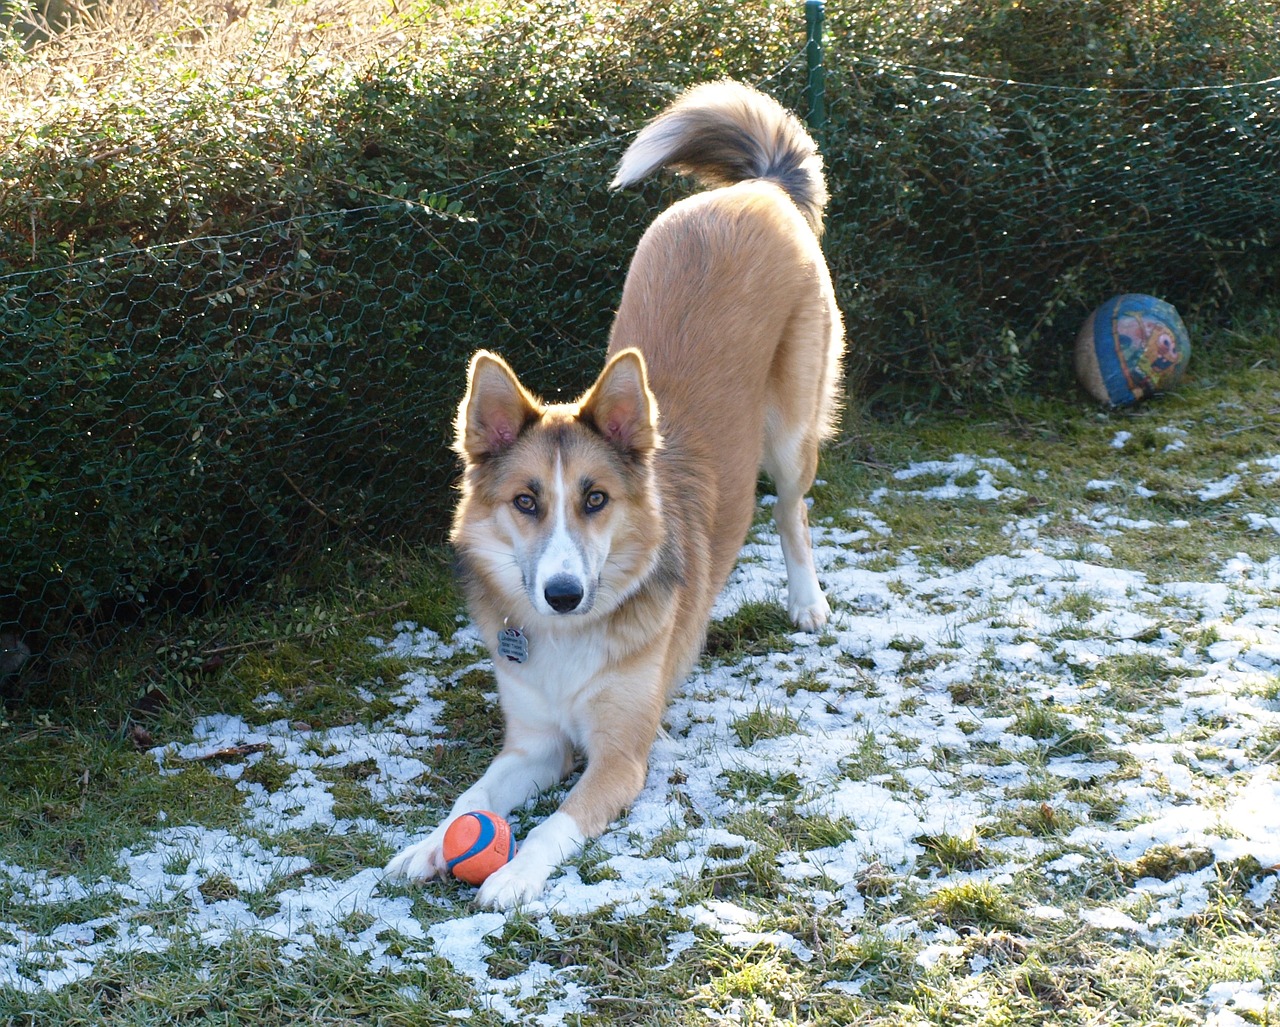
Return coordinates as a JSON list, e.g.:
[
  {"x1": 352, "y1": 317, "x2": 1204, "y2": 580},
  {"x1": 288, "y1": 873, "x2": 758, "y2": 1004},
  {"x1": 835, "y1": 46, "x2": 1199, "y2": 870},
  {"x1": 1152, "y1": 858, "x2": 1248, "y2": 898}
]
[
  {"x1": 456, "y1": 351, "x2": 542, "y2": 461},
  {"x1": 578, "y1": 348, "x2": 660, "y2": 458}
]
